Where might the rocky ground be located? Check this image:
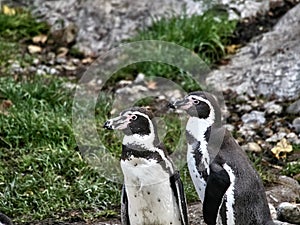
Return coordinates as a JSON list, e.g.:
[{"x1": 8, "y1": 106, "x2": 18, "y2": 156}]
[{"x1": 3, "y1": 0, "x2": 300, "y2": 224}]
